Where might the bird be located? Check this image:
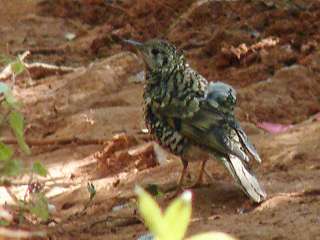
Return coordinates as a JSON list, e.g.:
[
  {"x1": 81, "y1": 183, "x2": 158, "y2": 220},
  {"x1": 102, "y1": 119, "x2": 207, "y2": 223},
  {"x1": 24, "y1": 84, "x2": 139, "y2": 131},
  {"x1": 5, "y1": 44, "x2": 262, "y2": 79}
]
[{"x1": 124, "y1": 39, "x2": 267, "y2": 203}]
